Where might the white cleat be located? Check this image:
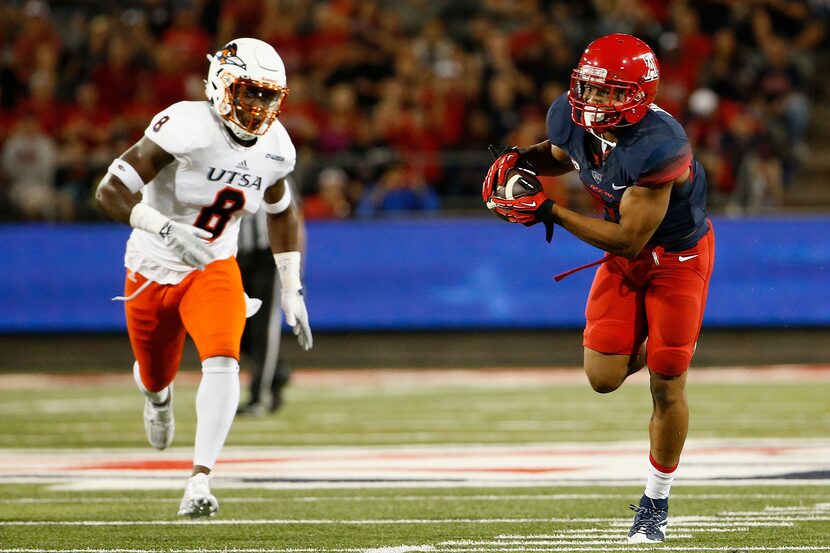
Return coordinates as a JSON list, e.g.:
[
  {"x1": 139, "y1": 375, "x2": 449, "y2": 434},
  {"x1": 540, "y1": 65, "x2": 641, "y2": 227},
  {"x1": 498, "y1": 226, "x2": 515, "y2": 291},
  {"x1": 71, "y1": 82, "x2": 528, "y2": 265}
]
[
  {"x1": 178, "y1": 473, "x2": 218, "y2": 518},
  {"x1": 143, "y1": 388, "x2": 174, "y2": 450}
]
